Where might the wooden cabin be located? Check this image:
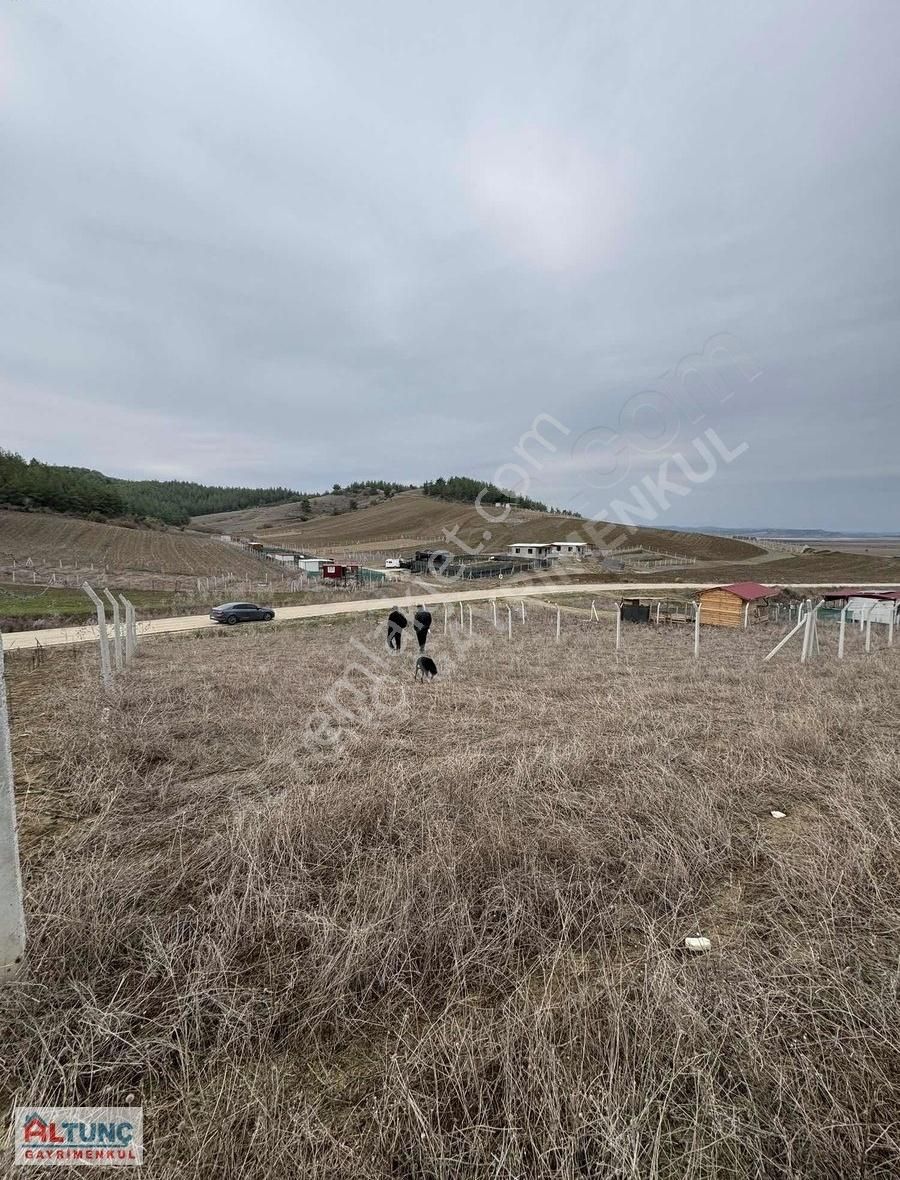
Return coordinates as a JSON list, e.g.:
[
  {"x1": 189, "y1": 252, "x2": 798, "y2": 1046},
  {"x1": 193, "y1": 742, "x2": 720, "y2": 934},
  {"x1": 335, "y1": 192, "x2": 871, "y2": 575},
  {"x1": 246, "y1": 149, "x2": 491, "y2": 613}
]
[{"x1": 698, "y1": 581, "x2": 777, "y2": 628}]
